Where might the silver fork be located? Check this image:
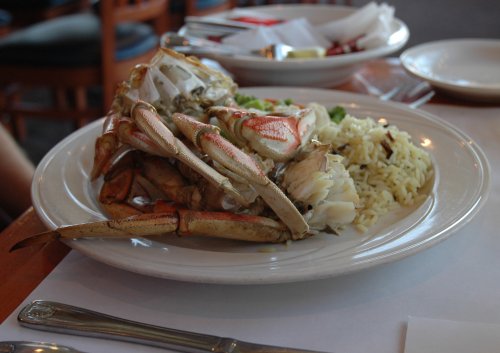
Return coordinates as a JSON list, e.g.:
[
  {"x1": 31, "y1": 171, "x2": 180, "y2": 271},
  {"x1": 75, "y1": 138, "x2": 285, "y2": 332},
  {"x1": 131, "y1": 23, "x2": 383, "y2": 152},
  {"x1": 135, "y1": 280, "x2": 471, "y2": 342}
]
[
  {"x1": 353, "y1": 72, "x2": 435, "y2": 109},
  {"x1": 399, "y1": 81, "x2": 435, "y2": 109}
]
